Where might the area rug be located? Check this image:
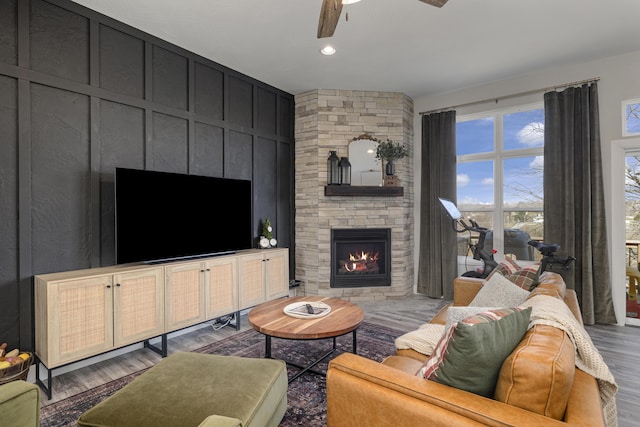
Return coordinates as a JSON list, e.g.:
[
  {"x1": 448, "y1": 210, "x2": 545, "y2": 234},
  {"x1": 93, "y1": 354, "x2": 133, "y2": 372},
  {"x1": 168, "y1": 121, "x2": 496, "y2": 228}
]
[{"x1": 39, "y1": 321, "x2": 405, "y2": 427}]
